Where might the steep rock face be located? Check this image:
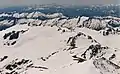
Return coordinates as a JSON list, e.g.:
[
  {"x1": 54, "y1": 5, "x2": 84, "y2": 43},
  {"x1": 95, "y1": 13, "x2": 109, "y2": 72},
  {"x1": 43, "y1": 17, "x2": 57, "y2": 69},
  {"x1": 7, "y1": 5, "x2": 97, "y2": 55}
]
[{"x1": 83, "y1": 18, "x2": 107, "y2": 31}]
